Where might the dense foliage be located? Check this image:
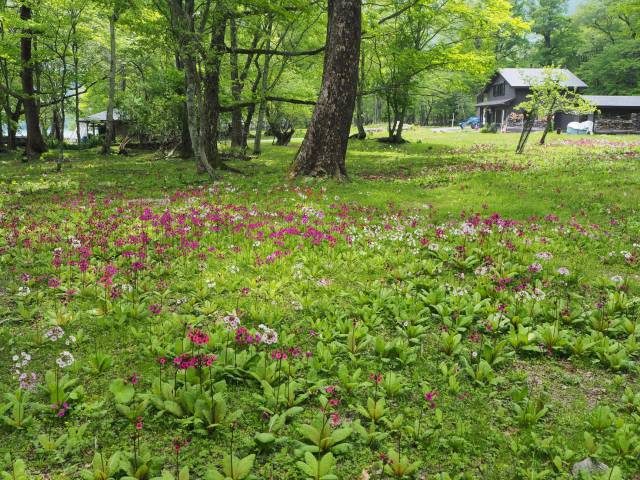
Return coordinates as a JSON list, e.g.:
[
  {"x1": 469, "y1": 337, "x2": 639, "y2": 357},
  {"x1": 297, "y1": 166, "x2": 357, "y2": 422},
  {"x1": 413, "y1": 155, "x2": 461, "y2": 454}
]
[
  {"x1": 505, "y1": 0, "x2": 639, "y2": 94},
  {"x1": 0, "y1": 0, "x2": 528, "y2": 164}
]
